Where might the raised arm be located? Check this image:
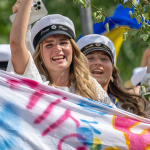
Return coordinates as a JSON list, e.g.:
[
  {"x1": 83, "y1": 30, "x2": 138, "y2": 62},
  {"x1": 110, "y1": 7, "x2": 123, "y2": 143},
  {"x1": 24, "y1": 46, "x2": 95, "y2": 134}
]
[
  {"x1": 10, "y1": 0, "x2": 32, "y2": 74},
  {"x1": 140, "y1": 47, "x2": 150, "y2": 67}
]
